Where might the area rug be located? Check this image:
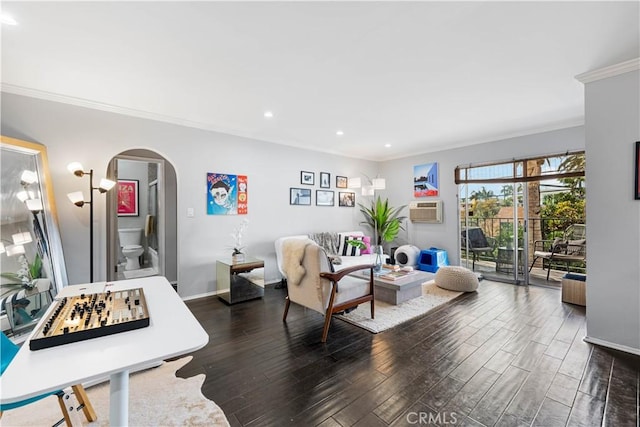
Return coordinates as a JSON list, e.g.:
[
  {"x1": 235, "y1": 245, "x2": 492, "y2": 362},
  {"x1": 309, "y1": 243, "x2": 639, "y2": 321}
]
[
  {"x1": 1, "y1": 356, "x2": 230, "y2": 427},
  {"x1": 336, "y1": 280, "x2": 463, "y2": 333}
]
